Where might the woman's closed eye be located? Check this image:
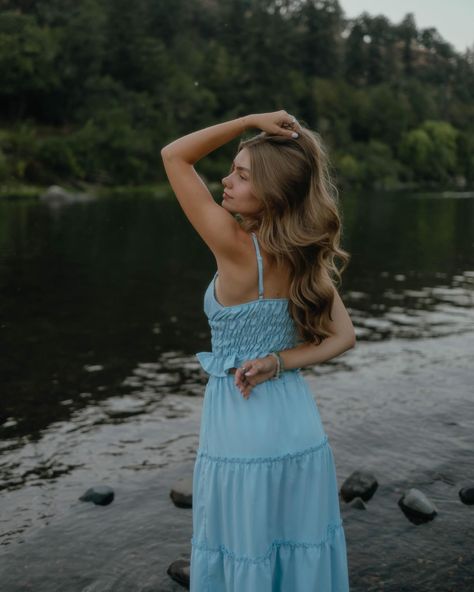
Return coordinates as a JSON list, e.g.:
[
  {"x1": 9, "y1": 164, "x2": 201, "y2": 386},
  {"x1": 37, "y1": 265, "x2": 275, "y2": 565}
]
[{"x1": 230, "y1": 164, "x2": 247, "y2": 181}]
